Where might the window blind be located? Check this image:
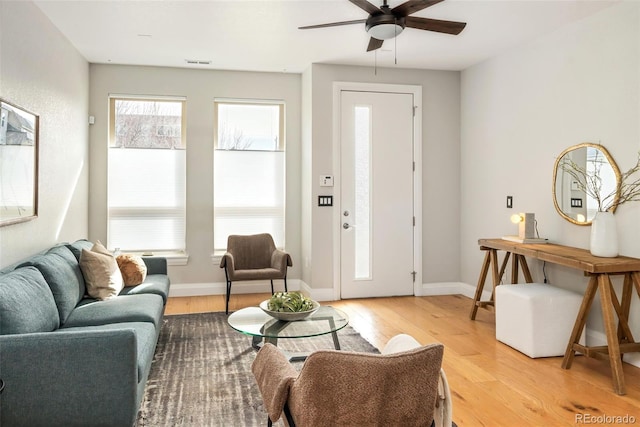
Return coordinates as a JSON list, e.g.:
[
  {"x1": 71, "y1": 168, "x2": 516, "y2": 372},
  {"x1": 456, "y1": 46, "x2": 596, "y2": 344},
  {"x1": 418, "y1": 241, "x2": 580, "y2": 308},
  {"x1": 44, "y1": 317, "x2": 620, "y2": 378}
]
[
  {"x1": 108, "y1": 148, "x2": 186, "y2": 251},
  {"x1": 214, "y1": 150, "x2": 285, "y2": 250}
]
